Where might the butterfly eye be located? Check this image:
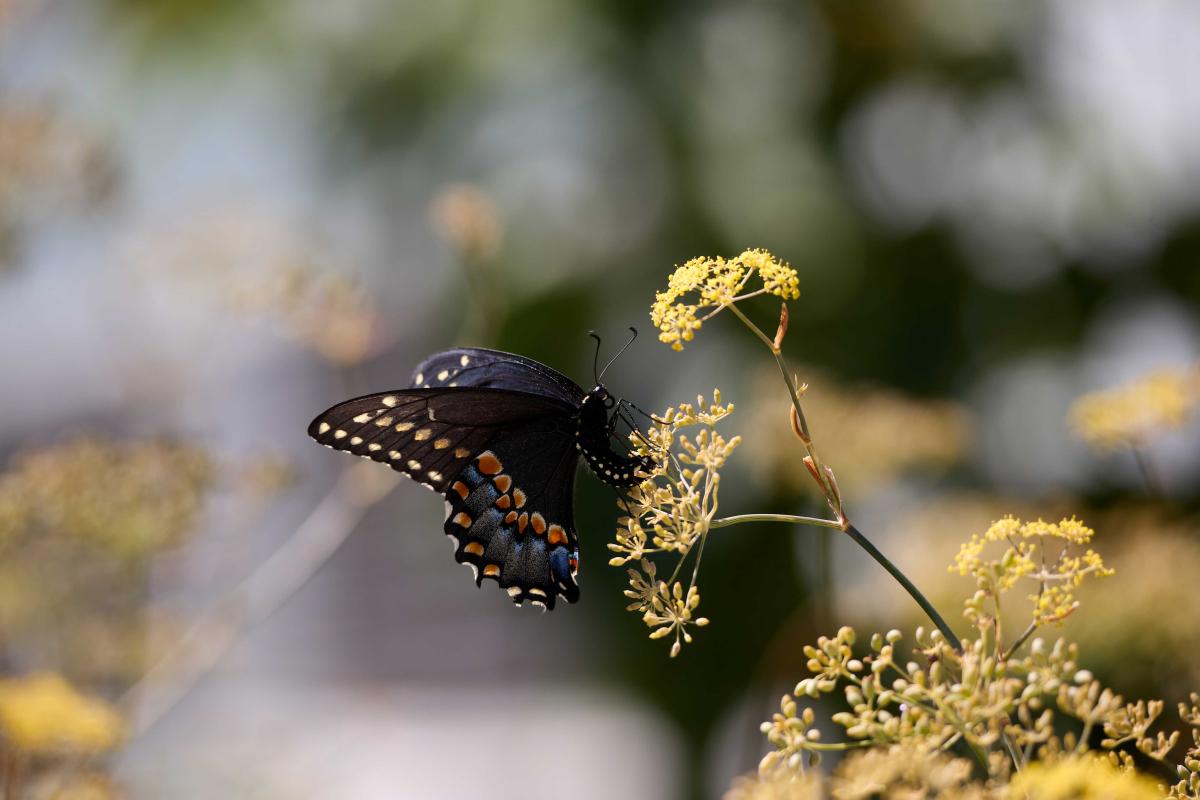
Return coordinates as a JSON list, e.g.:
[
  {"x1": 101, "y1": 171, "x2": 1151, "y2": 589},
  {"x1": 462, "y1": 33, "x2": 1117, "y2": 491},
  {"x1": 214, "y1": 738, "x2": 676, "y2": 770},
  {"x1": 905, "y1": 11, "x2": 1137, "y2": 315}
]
[{"x1": 603, "y1": 395, "x2": 616, "y2": 409}]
